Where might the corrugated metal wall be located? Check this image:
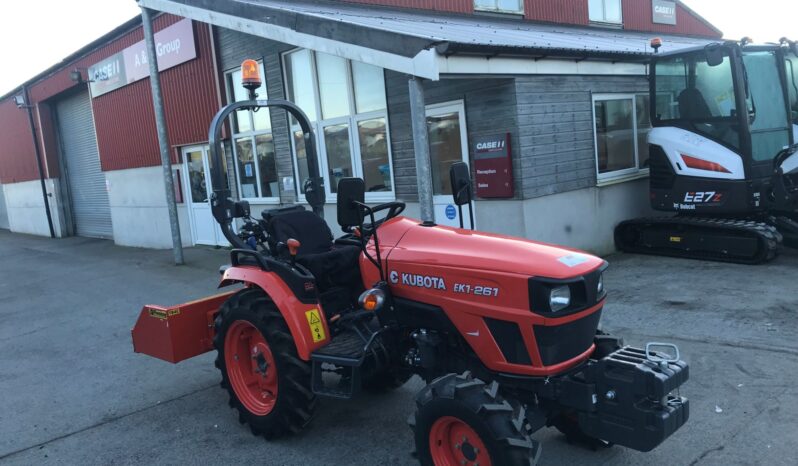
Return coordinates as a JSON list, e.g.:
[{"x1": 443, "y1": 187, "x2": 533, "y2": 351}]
[
  {"x1": 92, "y1": 19, "x2": 219, "y2": 171},
  {"x1": 0, "y1": 98, "x2": 39, "y2": 184},
  {"x1": 344, "y1": 0, "x2": 721, "y2": 37},
  {"x1": 623, "y1": 1, "x2": 722, "y2": 37},
  {"x1": 342, "y1": 0, "x2": 473, "y2": 14},
  {"x1": 524, "y1": 0, "x2": 590, "y2": 25}
]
